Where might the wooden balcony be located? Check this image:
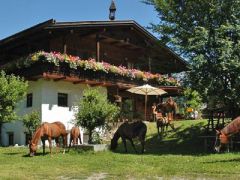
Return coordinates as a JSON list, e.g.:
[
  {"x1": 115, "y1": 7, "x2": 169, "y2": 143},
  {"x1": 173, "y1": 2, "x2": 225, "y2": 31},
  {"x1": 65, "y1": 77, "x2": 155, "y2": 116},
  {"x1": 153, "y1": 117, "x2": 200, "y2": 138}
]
[{"x1": 10, "y1": 61, "x2": 161, "y2": 87}]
